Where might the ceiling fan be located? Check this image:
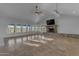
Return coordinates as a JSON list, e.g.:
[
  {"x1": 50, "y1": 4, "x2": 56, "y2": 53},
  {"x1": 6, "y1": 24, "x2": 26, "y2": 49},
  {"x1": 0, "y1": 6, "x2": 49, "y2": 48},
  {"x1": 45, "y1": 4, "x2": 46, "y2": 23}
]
[
  {"x1": 33, "y1": 3, "x2": 60, "y2": 20},
  {"x1": 33, "y1": 4, "x2": 43, "y2": 15}
]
